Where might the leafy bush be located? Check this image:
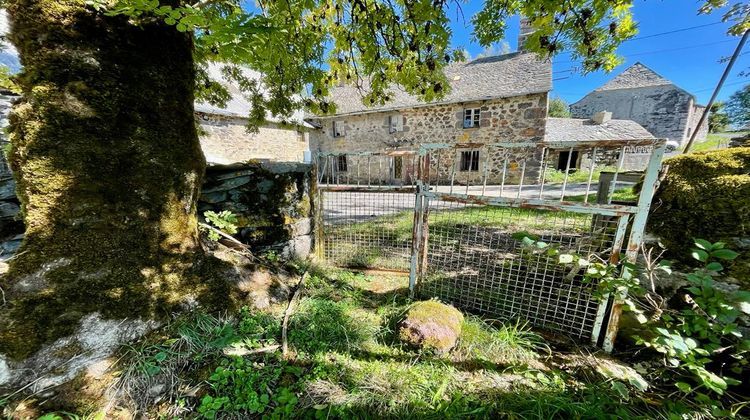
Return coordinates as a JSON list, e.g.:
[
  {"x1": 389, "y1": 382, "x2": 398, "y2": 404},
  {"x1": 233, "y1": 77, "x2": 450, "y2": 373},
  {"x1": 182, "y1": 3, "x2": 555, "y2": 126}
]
[
  {"x1": 517, "y1": 232, "x2": 750, "y2": 413},
  {"x1": 202, "y1": 210, "x2": 239, "y2": 241},
  {"x1": 638, "y1": 240, "x2": 749, "y2": 398},
  {"x1": 649, "y1": 148, "x2": 750, "y2": 283}
]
